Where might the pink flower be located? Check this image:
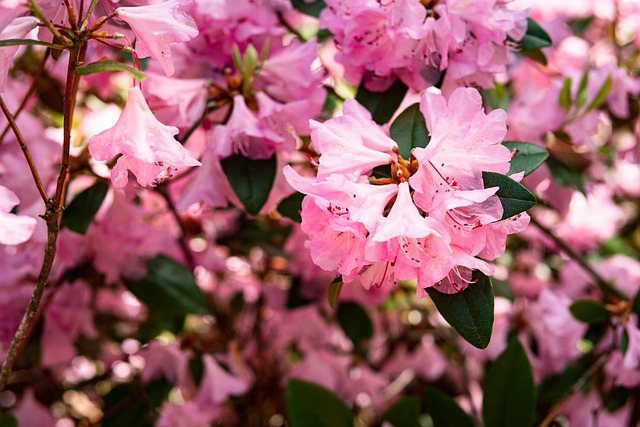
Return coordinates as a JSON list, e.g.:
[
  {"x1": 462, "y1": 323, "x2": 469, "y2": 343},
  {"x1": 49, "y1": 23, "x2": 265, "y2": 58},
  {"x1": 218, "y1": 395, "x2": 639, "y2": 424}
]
[
  {"x1": 88, "y1": 86, "x2": 201, "y2": 188},
  {"x1": 195, "y1": 354, "x2": 250, "y2": 406},
  {"x1": 115, "y1": 0, "x2": 199, "y2": 77},
  {"x1": 0, "y1": 184, "x2": 37, "y2": 246},
  {"x1": 286, "y1": 87, "x2": 527, "y2": 295},
  {"x1": 0, "y1": 16, "x2": 38, "y2": 93}
]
